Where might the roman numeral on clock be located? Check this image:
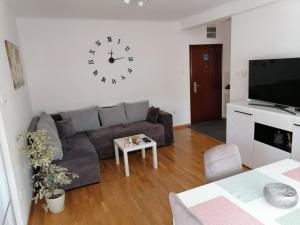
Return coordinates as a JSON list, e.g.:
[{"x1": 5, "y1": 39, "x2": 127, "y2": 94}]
[
  {"x1": 93, "y1": 70, "x2": 98, "y2": 76},
  {"x1": 101, "y1": 77, "x2": 106, "y2": 83},
  {"x1": 112, "y1": 79, "x2": 117, "y2": 84},
  {"x1": 95, "y1": 40, "x2": 101, "y2": 47},
  {"x1": 125, "y1": 46, "x2": 130, "y2": 52},
  {"x1": 121, "y1": 76, "x2": 126, "y2": 80},
  {"x1": 128, "y1": 57, "x2": 133, "y2": 62},
  {"x1": 128, "y1": 68, "x2": 133, "y2": 74},
  {"x1": 89, "y1": 49, "x2": 96, "y2": 55},
  {"x1": 107, "y1": 37, "x2": 112, "y2": 42},
  {"x1": 88, "y1": 60, "x2": 94, "y2": 64},
  {"x1": 118, "y1": 39, "x2": 121, "y2": 44}
]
